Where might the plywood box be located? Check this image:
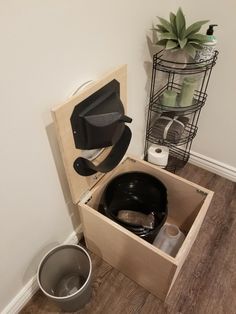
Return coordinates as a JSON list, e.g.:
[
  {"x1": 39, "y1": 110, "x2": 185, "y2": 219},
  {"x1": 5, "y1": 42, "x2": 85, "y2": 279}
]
[{"x1": 52, "y1": 65, "x2": 213, "y2": 301}]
